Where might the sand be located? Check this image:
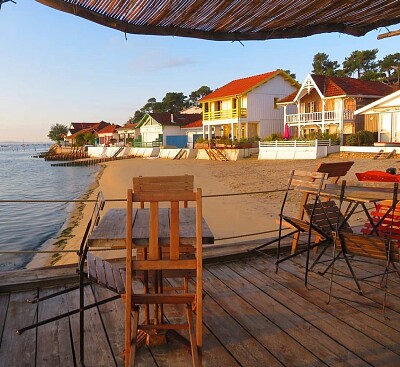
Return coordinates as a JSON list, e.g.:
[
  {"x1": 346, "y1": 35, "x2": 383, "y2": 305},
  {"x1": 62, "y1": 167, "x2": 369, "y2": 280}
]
[{"x1": 28, "y1": 156, "x2": 399, "y2": 268}]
